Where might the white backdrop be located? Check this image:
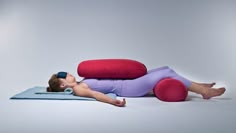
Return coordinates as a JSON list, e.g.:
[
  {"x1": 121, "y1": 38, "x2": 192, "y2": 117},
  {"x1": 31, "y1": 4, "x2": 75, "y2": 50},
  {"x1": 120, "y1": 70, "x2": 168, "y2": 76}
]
[
  {"x1": 1, "y1": 0, "x2": 235, "y2": 94},
  {"x1": 1, "y1": 1, "x2": 236, "y2": 133},
  {"x1": 0, "y1": 0, "x2": 235, "y2": 93}
]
